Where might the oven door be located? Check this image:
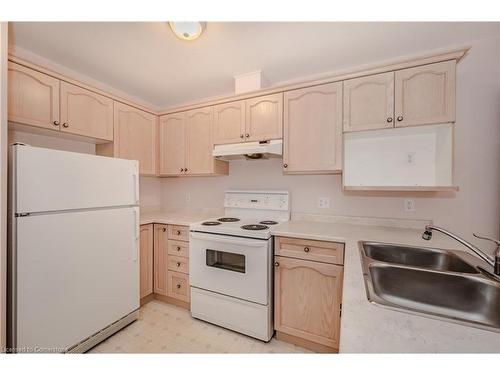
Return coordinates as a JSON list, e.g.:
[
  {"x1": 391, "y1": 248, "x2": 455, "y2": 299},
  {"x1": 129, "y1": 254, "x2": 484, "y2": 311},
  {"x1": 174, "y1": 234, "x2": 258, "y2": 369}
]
[{"x1": 189, "y1": 231, "x2": 271, "y2": 305}]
